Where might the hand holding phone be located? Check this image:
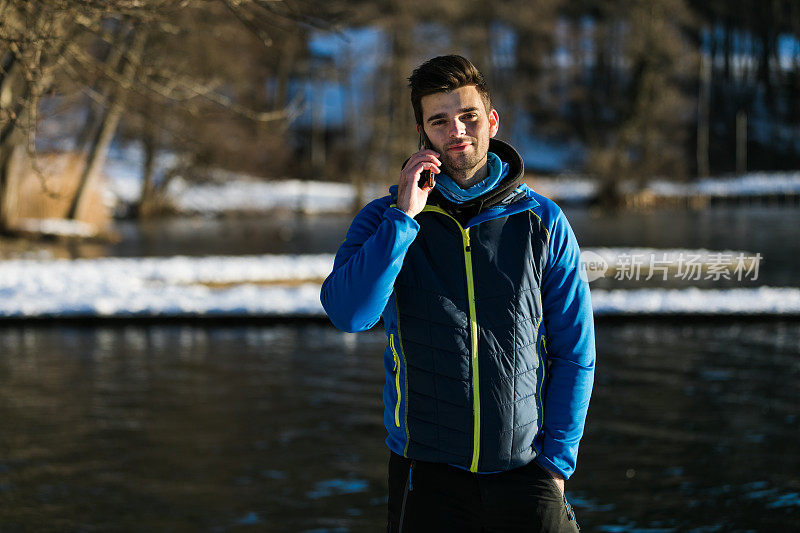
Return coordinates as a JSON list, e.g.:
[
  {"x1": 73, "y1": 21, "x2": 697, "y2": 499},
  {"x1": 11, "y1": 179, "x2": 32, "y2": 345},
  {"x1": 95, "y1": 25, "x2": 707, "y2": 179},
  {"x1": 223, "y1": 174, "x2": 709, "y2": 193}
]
[
  {"x1": 418, "y1": 131, "x2": 437, "y2": 189},
  {"x1": 397, "y1": 133, "x2": 440, "y2": 218}
]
